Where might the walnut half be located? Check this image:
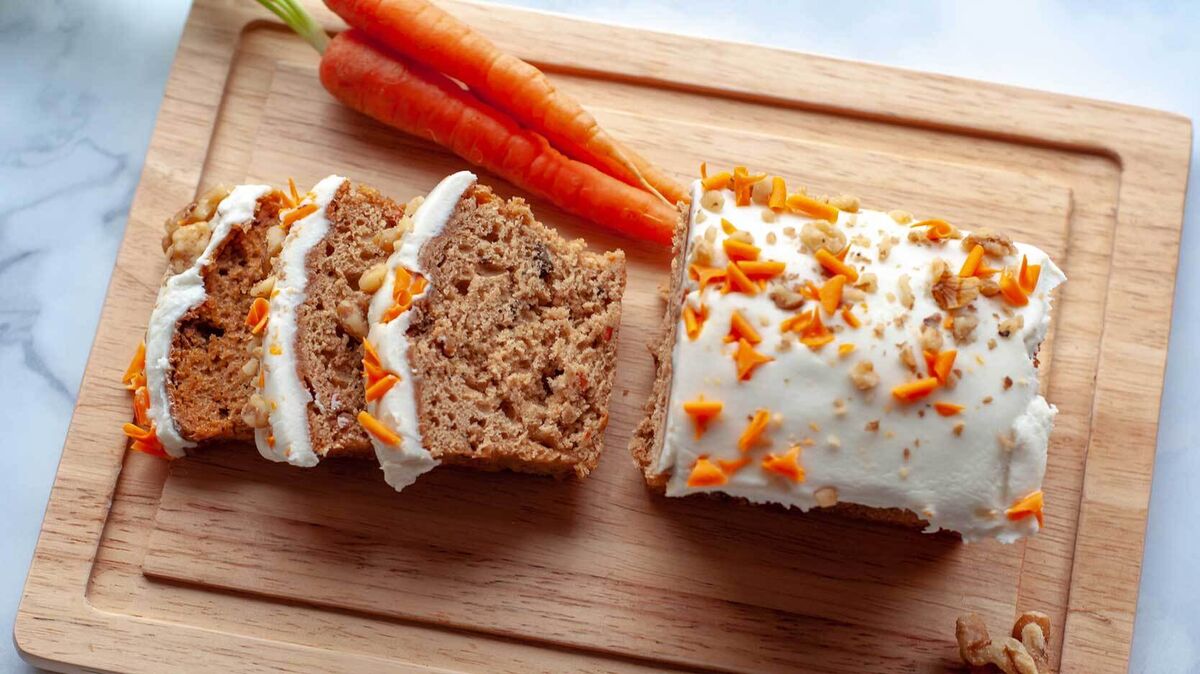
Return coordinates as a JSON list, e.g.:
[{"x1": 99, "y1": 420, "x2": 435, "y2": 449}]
[
  {"x1": 955, "y1": 611, "x2": 1050, "y2": 674},
  {"x1": 932, "y1": 270, "x2": 981, "y2": 310}
]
